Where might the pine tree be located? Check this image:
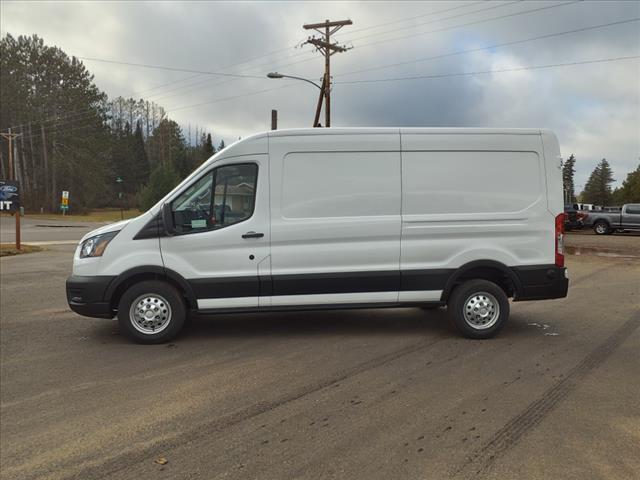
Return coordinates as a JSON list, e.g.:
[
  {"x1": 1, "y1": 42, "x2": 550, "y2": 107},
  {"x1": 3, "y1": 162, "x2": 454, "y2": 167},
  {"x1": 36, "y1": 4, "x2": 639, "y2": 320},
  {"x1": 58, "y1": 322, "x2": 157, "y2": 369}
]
[
  {"x1": 562, "y1": 154, "x2": 576, "y2": 204},
  {"x1": 138, "y1": 163, "x2": 181, "y2": 211},
  {"x1": 1, "y1": 34, "x2": 108, "y2": 211},
  {"x1": 218, "y1": 139, "x2": 226, "y2": 151},
  {"x1": 131, "y1": 121, "x2": 150, "y2": 186},
  {"x1": 204, "y1": 133, "x2": 215, "y2": 158},
  {"x1": 612, "y1": 164, "x2": 640, "y2": 204},
  {"x1": 582, "y1": 159, "x2": 615, "y2": 206}
]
